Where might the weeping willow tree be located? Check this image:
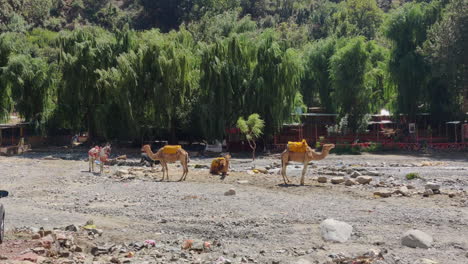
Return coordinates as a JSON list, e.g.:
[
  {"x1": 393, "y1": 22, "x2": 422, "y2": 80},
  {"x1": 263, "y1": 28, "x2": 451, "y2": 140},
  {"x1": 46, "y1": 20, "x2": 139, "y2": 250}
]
[
  {"x1": 56, "y1": 26, "x2": 118, "y2": 139},
  {"x1": 97, "y1": 29, "x2": 199, "y2": 142},
  {"x1": 385, "y1": 1, "x2": 442, "y2": 119},
  {"x1": 1, "y1": 54, "x2": 57, "y2": 129},
  {"x1": 365, "y1": 40, "x2": 393, "y2": 113},
  {"x1": 301, "y1": 37, "x2": 337, "y2": 112},
  {"x1": 198, "y1": 34, "x2": 256, "y2": 140},
  {"x1": 330, "y1": 37, "x2": 371, "y2": 133},
  {"x1": 422, "y1": 0, "x2": 468, "y2": 121},
  {"x1": 247, "y1": 30, "x2": 304, "y2": 136}
]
